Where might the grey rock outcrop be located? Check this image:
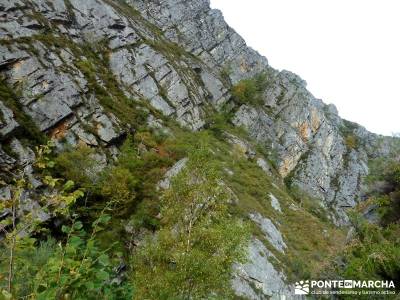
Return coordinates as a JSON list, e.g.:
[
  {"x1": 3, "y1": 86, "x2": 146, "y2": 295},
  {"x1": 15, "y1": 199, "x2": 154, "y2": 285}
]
[
  {"x1": 270, "y1": 194, "x2": 282, "y2": 213},
  {"x1": 158, "y1": 157, "x2": 188, "y2": 190},
  {"x1": 249, "y1": 213, "x2": 287, "y2": 253},
  {"x1": 232, "y1": 70, "x2": 392, "y2": 224},
  {"x1": 232, "y1": 238, "x2": 292, "y2": 299},
  {"x1": 0, "y1": 101, "x2": 19, "y2": 138},
  {"x1": 130, "y1": 0, "x2": 268, "y2": 83}
]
